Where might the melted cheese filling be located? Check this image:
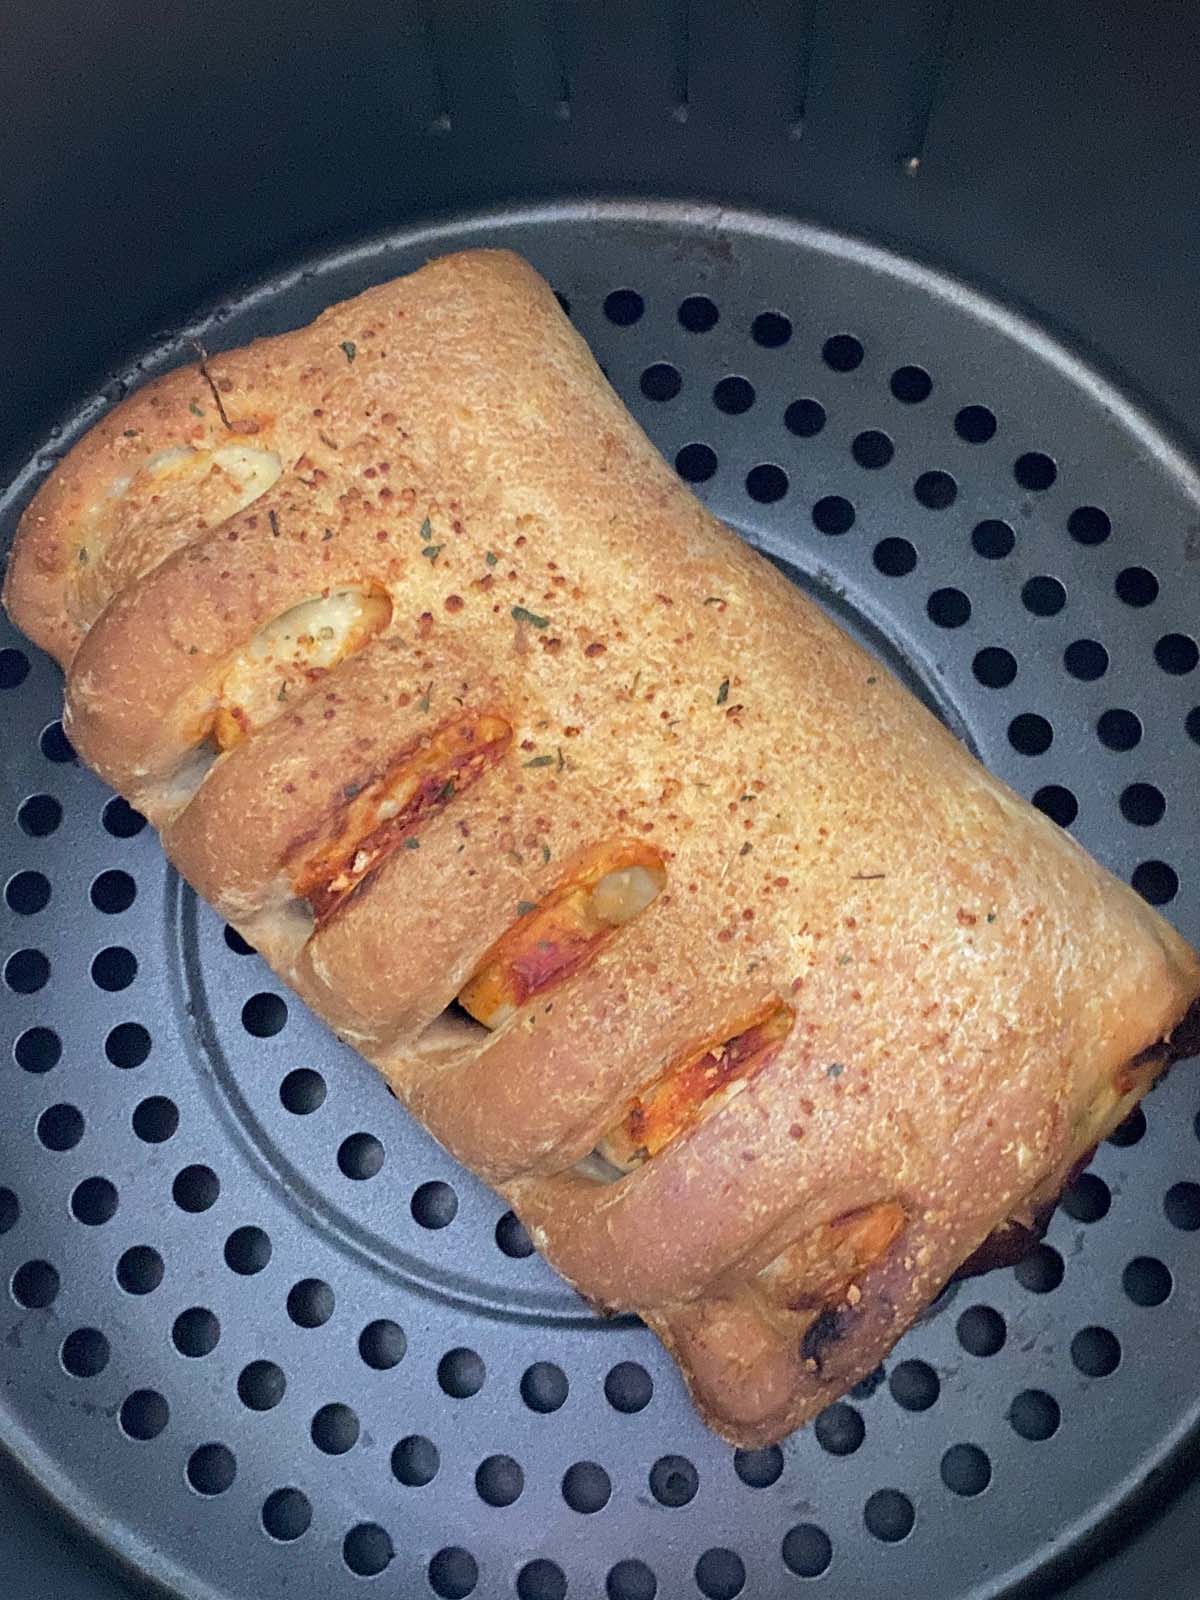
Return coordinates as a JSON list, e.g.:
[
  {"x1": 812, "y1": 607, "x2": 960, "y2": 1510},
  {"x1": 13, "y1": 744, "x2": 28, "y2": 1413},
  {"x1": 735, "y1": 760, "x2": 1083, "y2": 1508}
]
[
  {"x1": 135, "y1": 443, "x2": 281, "y2": 502},
  {"x1": 458, "y1": 855, "x2": 666, "y2": 1030},
  {"x1": 213, "y1": 587, "x2": 392, "y2": 749},
  {"x1": 96, "y1": 443, "x2": 282, "y2": 530}
]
